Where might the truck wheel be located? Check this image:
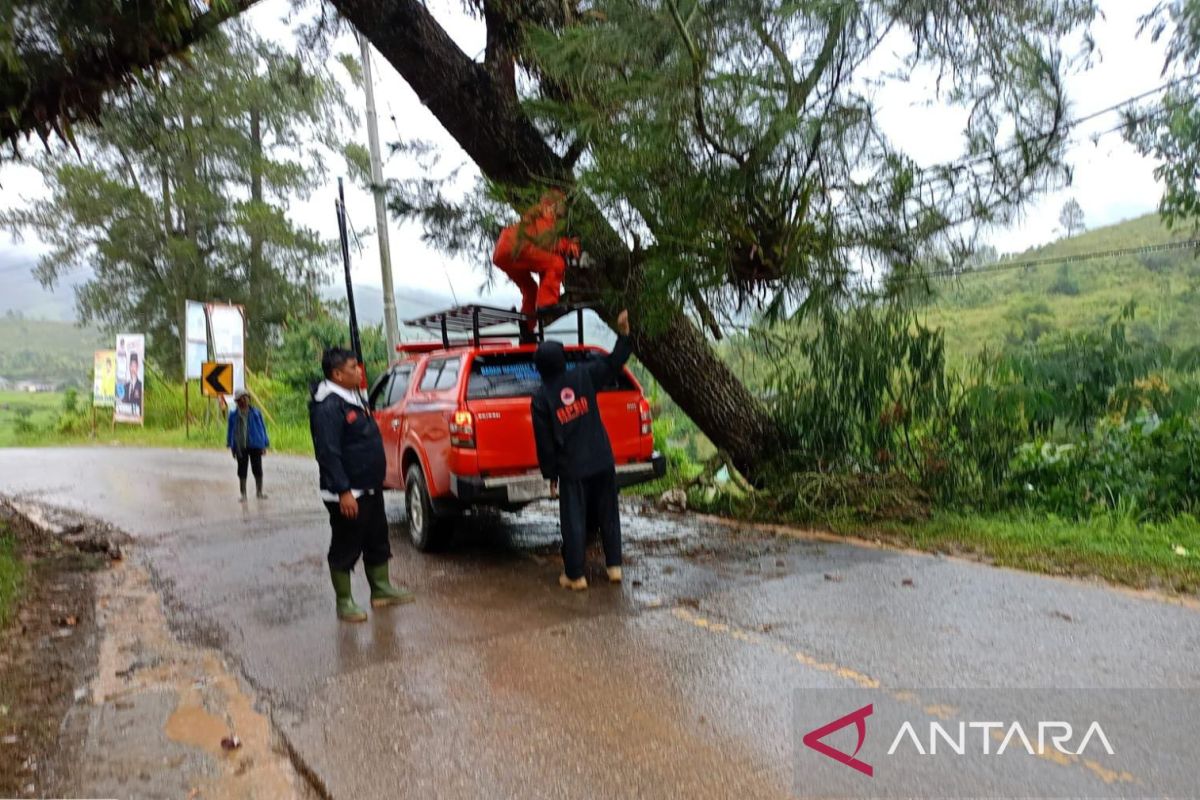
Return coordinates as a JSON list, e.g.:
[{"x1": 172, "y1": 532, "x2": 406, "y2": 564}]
[{"x1": 405, "y1": 464, "x2": 447, "y2": 551}]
